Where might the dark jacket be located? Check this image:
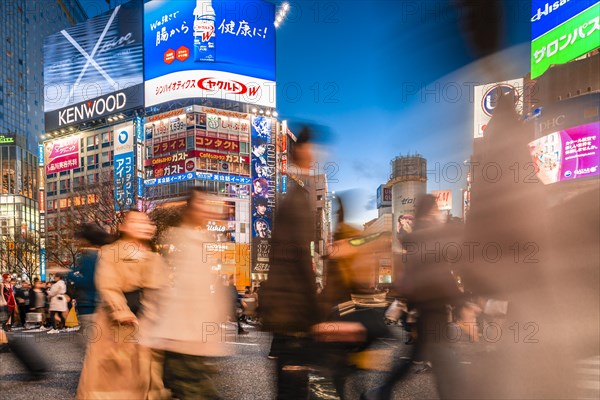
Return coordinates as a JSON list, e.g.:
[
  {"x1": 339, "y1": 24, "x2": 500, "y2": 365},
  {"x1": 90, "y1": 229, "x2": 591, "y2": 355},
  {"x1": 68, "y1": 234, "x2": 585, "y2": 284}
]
[
  {"x1": 261, "y1": 175, "x2": 319, "y2": 334},
  {"x1": 15, "y1": 287, "x2": 32, "y2": 308},
  {"x1": 67, "y1": 249, "x2": 99, "y2": 315},
  {"x1": 400, "y1": 221, "x2": 464, "y2": 312}
]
